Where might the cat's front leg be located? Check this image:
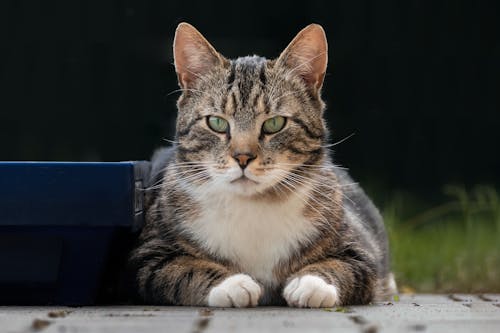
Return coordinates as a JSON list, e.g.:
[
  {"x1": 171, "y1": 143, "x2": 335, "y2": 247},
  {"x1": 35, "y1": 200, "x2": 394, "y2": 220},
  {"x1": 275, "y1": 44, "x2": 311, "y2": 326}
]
[
  {"x1": 283, "y1": 258, "x2": 375, "y2": 307},
  {"x1": 136, "y1": 255, "x2": 261, "y2": 307}
]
